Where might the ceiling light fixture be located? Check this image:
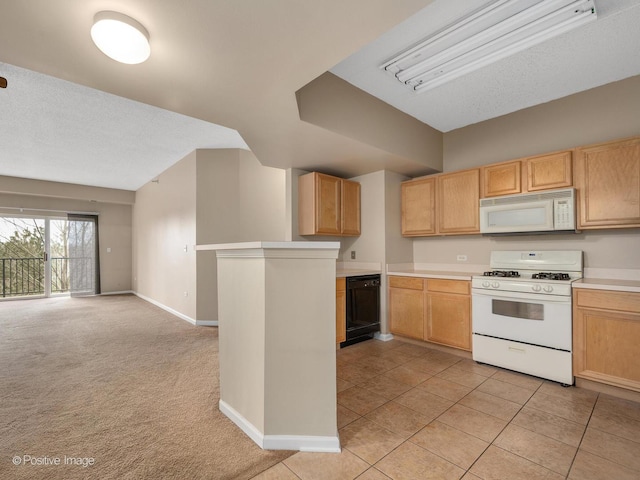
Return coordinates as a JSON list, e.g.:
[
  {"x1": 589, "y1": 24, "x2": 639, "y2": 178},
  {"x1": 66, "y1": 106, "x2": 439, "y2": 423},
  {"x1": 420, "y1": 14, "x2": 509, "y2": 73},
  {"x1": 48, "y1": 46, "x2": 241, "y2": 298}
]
[
  {"x1": 91, "y1": 11, "x2": 151, "y2": 64},
  {"x1": 381, "y1": 0, "x2": 596, "y2": 93}
]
